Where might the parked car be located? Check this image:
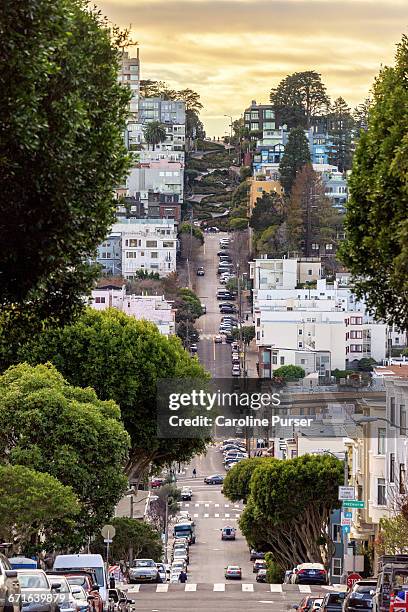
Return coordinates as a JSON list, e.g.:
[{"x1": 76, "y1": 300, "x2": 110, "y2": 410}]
[
  {"x1": 343, "y1": 579, "x2": 376, "y2": 611},
  {"x1": 128, "y1": 560, "x2": 161, "y2": 584},
  {"x1": 189, "y1": 344, "x2": 198, "y2": 353},
  {"x1": 293, "y1": 596, "x2": 323, "y2": 611},
  {"x1": 170, "y1": 560, "x2": 187, "y2": 574},
  {"x1": 310, "y1": 599, "x2": 323, "y2": 611},
  {"x1": 17, "y1": 569, "x2": 60, "y2": 612},
  {"x1": 319, "y1": 592, "x2": 346, "y2": 611},
  {"x1": 53, "y1": 554, "x2": 108, "y2": 611},
  {"x1": 256, "y1": 569, "x2": 267, "y2": 583},
  {"x1": 221, "y1": 526, "x2": 236, "y2": 540},
  {"x1": 70, "y1": 586, "x2": 89, "y2": 612},
  {"x1": 224, "y1": 566, "x2": 242, "y2": 580},
  {"x1": 107, "y1": 589, "x2": 133, "y2": 612},
  {"x1": 0, "y1": 553, "x2": 21, "y2": 612},
  {"x1": 253, "y1": 560, "x2": 267, "y2": 573},
  {"x1": 181, "y1": 487, "x2": 192, "y2": 501},
  {"x1": 232, "y1": 365, "x2": 241, "y2": 377},
  {"x1": 54, "y1": 571, "x2": 102, "y2": 612},
  {"x1": 220, "y1": 305, "x2": 237, "y2": 314},
  {"x1": 150, "y1": 477, "x2": 165, "y2": 489},
  {"x1": 291, "y1": 563, "x2": 328, "y2": 585},
  {"x1": 214, "y1": 335, "x2": 223, "y2": 344},
  {"x1": 172, "y1": 550, "x2": 188, "y2": 566},
  {"x1": 250, "y1": 551, "x2": 265, "y2": 561},
  {"x1": 204, "y1": 474, "x2": 224, "y2": 485},
  {"x1": 46, "y1": 574, "x2": 77, "y2": 612},
  {"x1": 196, "y1": 267, "x2": 205, "y2": 276}
]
